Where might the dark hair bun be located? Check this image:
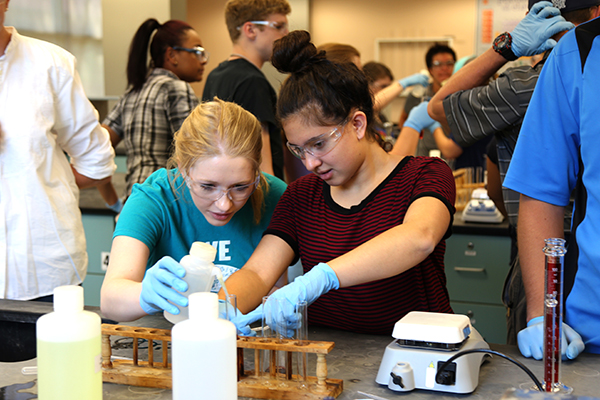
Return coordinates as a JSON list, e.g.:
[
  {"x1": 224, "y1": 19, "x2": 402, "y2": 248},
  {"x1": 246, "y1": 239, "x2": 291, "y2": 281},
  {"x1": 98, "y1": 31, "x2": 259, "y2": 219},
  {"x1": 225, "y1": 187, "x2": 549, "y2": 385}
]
[{"x1": 272, "y1": 30, "x2": 325, "y2": 74}]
